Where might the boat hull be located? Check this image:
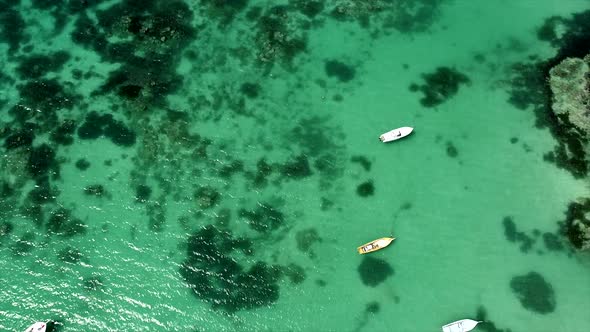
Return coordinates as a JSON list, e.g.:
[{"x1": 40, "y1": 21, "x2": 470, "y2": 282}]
[
  {"x1": 357, "y1": 237, "x2": 395, "y2": 254},
  {"x1": 379, "y1": 126, "x2": 413, "y2": 143}
]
